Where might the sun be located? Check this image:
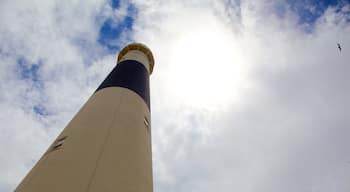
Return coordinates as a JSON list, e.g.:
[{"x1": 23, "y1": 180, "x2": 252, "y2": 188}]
[{"x1": 163, "y1": 25, "x2": 250, "y2": 110}]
